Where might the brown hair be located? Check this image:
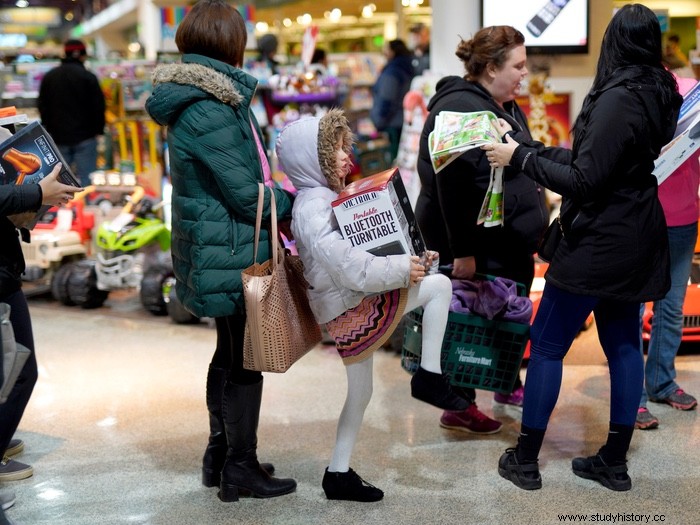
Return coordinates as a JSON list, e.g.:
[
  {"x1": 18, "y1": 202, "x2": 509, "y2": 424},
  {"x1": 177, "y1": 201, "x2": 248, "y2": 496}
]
[
  {"x1": 455, "y1": 26, "x2": 525, "y2": 80},
  {"x1": 175, "y1": 0, "x2": 247, "y2": 67}
]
